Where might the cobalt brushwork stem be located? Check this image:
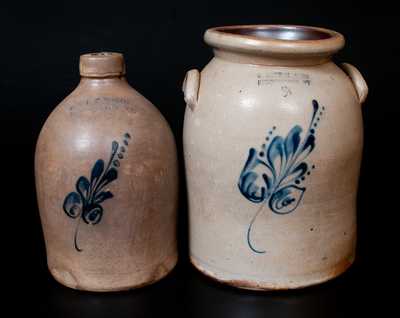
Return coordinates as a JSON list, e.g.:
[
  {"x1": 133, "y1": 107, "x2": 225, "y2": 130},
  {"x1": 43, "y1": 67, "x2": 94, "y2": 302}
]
[
  {"x1": 238, "y1": 100, "x2": 323, "y2": 254},
  {"x1": 63, "y1": 133, "x2": 131, "y2": 252}
]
